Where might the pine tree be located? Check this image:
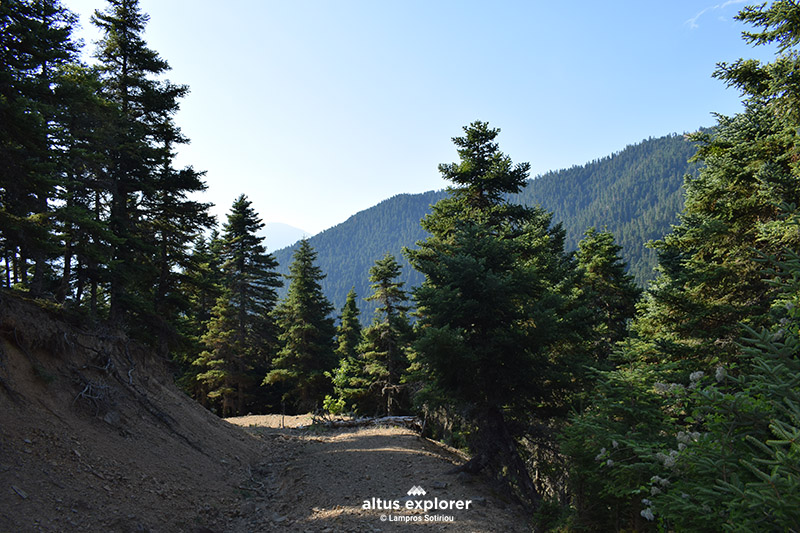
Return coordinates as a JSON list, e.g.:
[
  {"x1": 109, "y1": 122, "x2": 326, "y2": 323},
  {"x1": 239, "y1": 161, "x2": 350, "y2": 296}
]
[
  {"x1": 407, "y1": 121, "x2": 574, "y2": 506},
  {"x1": 336, "y1": 288, "x2": 362, "y2": 360},
  {"x1": 266, "y1": 238, "x2": 336, "y2": 413},
  {"x1": 327, "y1": 255, "x2": 414, "y2": 416},
  {"x1": 196, "y1": 195, "x2": 281, "y2": 416},
  {"x1": 358, "y1": 253, "x2": 413, "y2": 415},
  {"x1": 575, "y1": 227, "x2": 641, "y2": 362},
  {"x1": 326, "y1": 288, "x2": 366, "y2": 414},
  {"x1": 175, "y1": 231, "x2": 224, "y2": 403},
  {"x1": 92, "y1": 0, "x2": 210, "y2": 327},
  {"x1": 0, "y1": 0, "x2": 80, "y2": 295},
  {"x1": 51, "y1": 63, "x2": 115, "y2": 311}
]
